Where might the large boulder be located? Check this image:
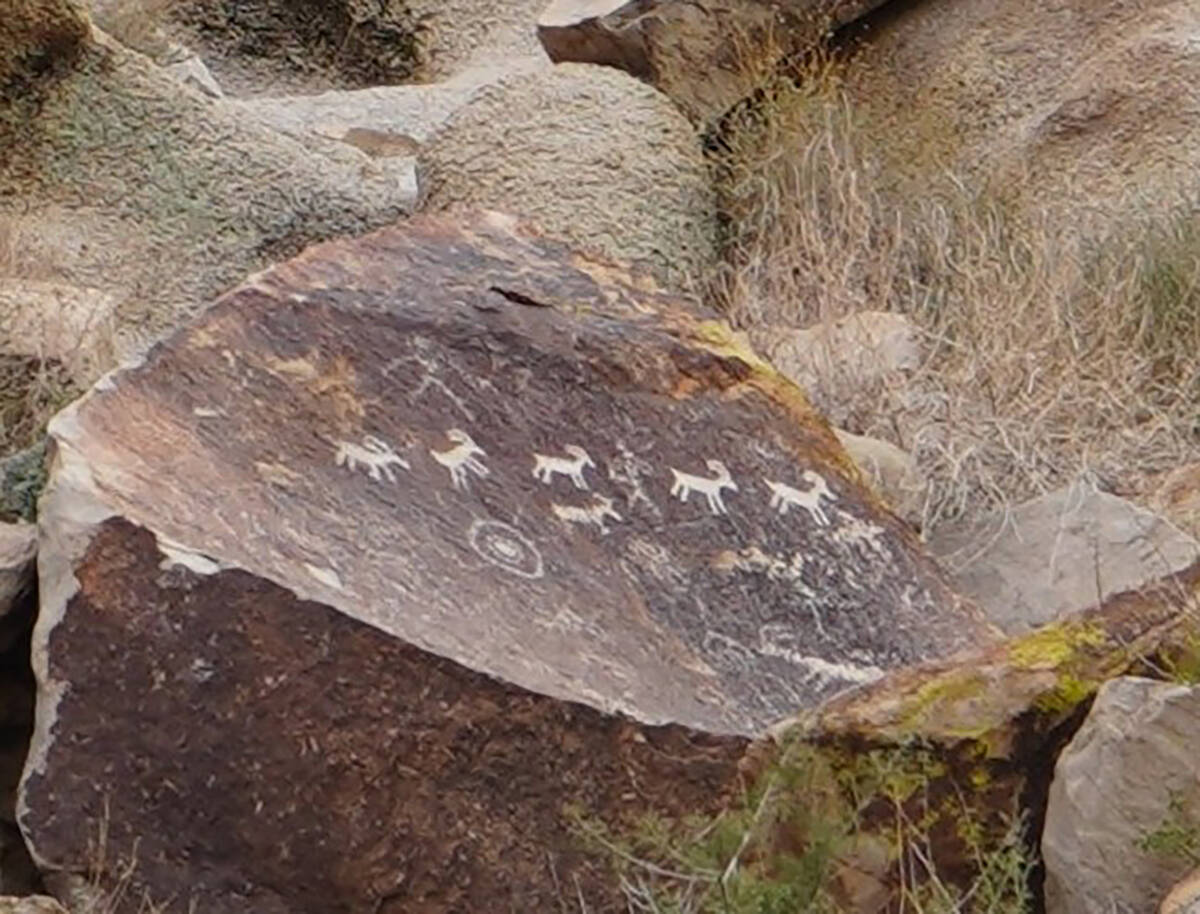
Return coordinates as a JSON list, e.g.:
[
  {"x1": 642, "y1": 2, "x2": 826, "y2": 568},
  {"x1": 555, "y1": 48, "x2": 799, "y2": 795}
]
[
  {"x1": 838, "y1": 0, "x2": 1200, "y2": 230},
  {"x1": 537, "y1": 0, "x2": 892, "y2": 124},
  {"x1": 21, "y1": 210, "x2": 995, "y2": 911},
  {"x1": 417, "y1": 63, "x2": 719, "y2": 288},
  {"x1": 231, "y1": 55, "x2": 548, "y2": 188},
  {"x1": 927, "y1": 482, "x2": 1200, "y2": 635},
  {"x1": 0, "y1": 26, "x2": 412, "y2": 357},
  {"x1": 1043, "y1": 677, "x2": 1200, "y2": 914}
]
